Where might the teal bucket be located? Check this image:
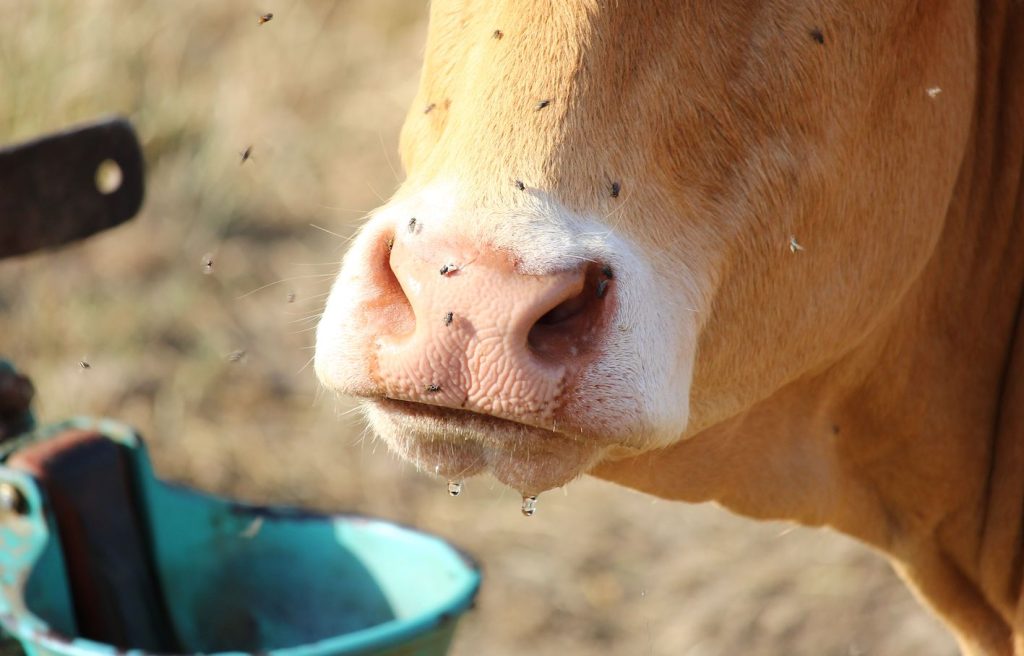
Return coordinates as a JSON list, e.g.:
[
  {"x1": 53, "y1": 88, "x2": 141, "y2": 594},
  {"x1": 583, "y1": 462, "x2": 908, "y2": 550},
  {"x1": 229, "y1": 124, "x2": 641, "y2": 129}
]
[{"x1": 0, "y1": 418, "x2": 481, "y2": 656}]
